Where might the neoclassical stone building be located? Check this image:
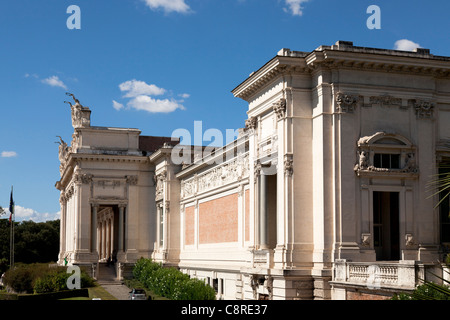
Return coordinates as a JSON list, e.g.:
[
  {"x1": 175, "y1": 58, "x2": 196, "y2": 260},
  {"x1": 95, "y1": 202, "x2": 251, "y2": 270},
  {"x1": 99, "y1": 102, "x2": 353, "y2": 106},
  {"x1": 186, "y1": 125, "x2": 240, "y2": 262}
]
[{"x1": 56, "y1": 41, "x2": 450, "y2": 300}]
